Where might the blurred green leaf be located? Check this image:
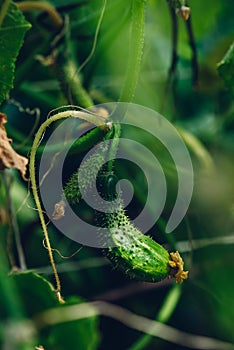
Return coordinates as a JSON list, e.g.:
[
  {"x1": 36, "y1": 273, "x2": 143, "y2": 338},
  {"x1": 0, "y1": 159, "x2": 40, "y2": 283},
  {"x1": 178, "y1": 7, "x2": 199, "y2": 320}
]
[
  {"x1": 10, "y1": 272, "x2": 59, "y2": 316},
  {"x1": 0, "y1": 0, "x2": 31, "y2": 105},
  {"x1": 47, "y1": 296, "x2": 100, "y2": 350},
  {"x1": 0, "y1": 1, "x2": 234, "y2": 349},
  {"x1": 218, "y1": 41, "x2": 234, "y2": 93},
  {"x1": 10, "y1": 273, "x2": 100, "y2": 350},
  {"x1": 0, "y1": 247, "x2": 40, "y2": 349}
]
